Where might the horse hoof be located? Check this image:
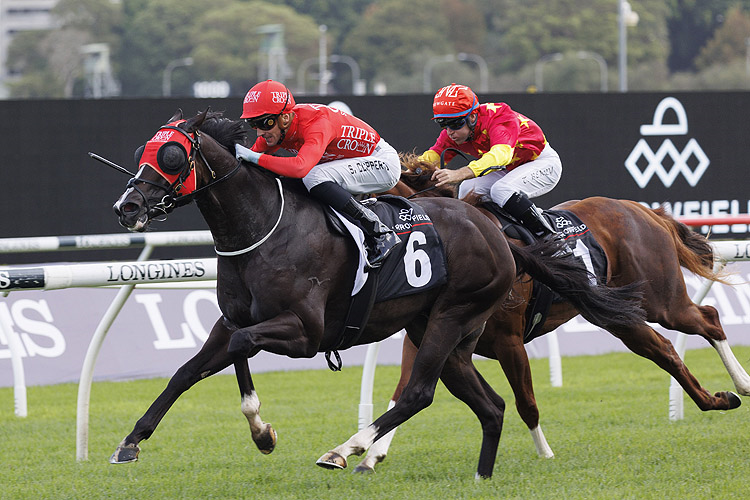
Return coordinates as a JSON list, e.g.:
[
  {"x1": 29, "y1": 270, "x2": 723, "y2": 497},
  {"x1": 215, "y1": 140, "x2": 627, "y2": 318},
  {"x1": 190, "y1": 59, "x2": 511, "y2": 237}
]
[
  {"x1": 353, "y1": 464, "x2": 375, "y2": 474},
  {"x1": 254, "y1": 424, "x2": 277, "y2": 454},
  {"x1": 316, "y1": 451, "x2": 347, "y2": 470},
  {"x1": 727, "y1": 391, "x2": 742, "y2": 409},
  {"x1": 109, "y1": 443, "x2": 140, "y2": 464}
]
